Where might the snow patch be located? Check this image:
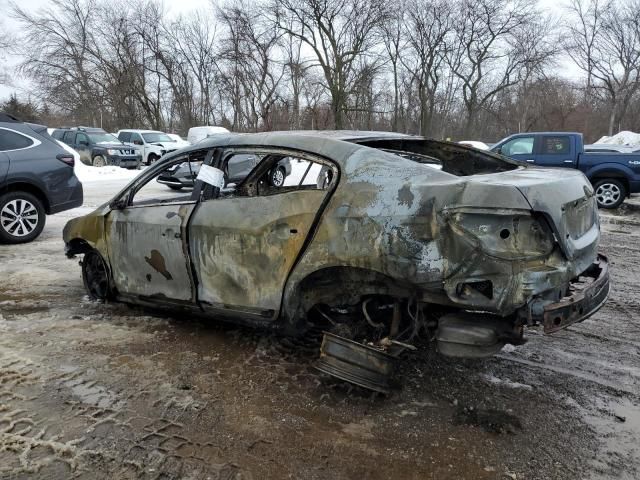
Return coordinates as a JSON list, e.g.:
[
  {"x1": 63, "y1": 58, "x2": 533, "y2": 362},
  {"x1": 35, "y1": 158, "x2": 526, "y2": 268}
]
[
  {"x1": 482, "y1": 373, "x2": 533, "y2": 390},
  {"x1": 595, "y1": 130, "x2": 640, "y2": 147}
]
